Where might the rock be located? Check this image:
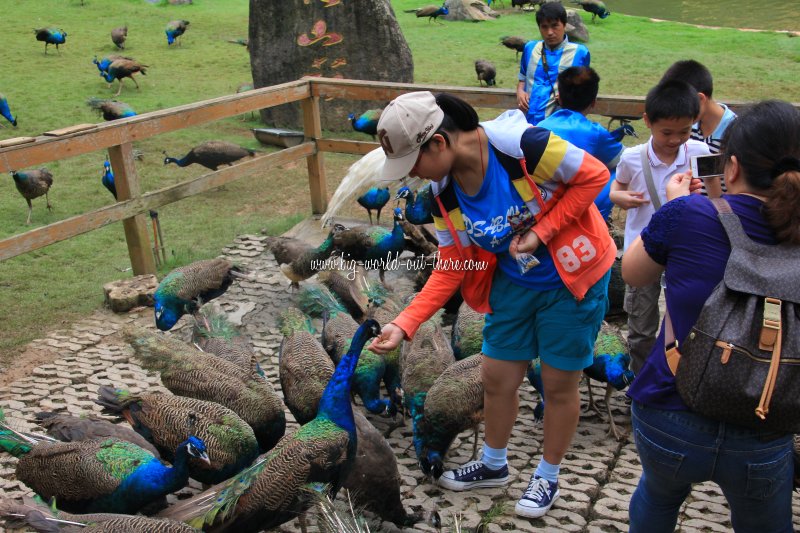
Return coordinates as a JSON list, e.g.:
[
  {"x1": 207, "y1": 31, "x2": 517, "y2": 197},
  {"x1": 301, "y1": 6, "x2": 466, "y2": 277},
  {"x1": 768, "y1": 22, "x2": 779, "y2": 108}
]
[
  {"x1": 566, "y1": 9, "x2": 590, "y2": 42},
  {"x1": 444, "y1": 0, "x2": 500, "y2": 21},
  {"x1": 103, "y1": 274, "x2": 158, "y2": 313}
]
